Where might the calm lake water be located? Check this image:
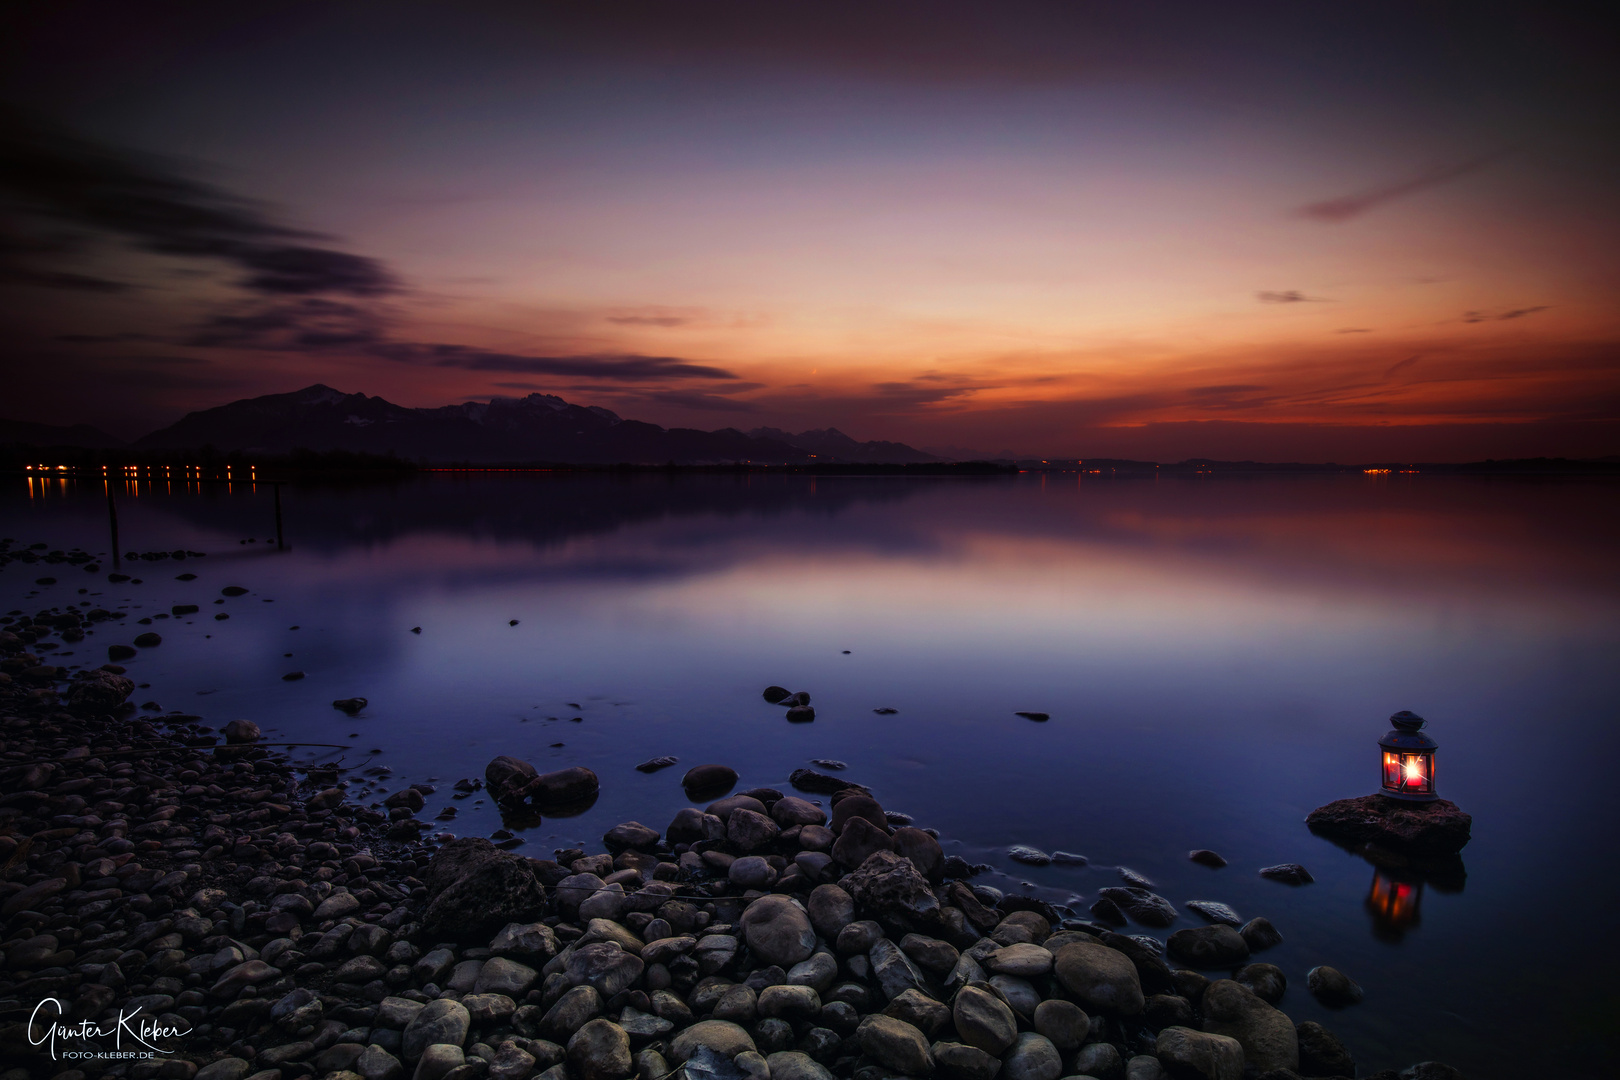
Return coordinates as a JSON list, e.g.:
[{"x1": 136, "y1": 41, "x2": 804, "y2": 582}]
[{"x1": 4, "y1": 471, "x2": 1617, "y2": 1078}]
